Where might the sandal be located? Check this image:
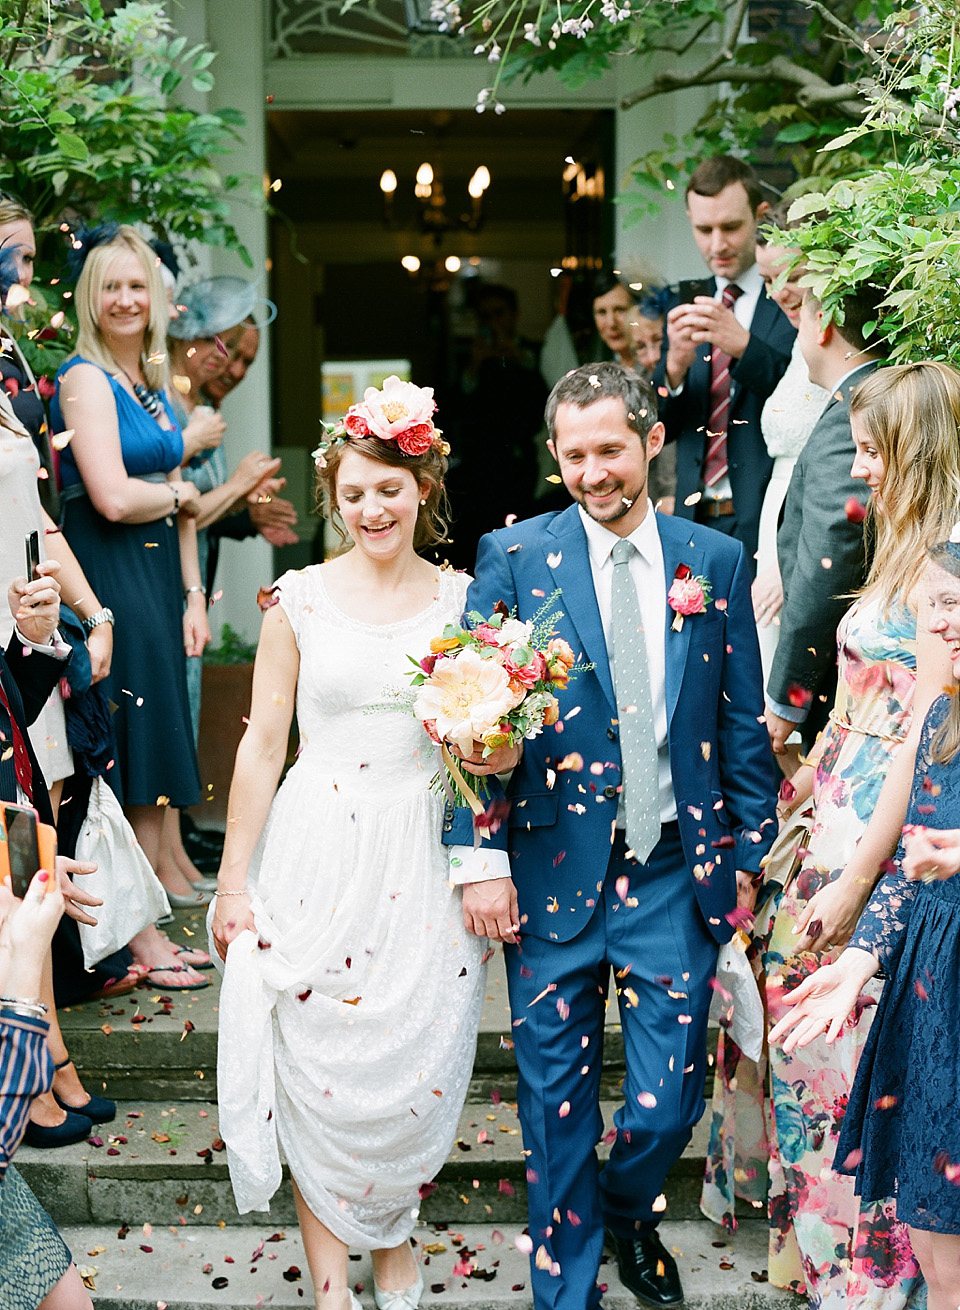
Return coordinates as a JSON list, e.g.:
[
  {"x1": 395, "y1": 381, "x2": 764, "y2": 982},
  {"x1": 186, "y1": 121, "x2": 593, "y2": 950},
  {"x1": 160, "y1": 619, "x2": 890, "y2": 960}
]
[
  {"x1": 171, "y1": 943, "x2": 213, "y2": 970},
  {"x1": 141, "y1": 964, "x2": 209, "y2": 991},
  {"x1": 87, "y1": 969, "x2": 140, "y2": 1002}
]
